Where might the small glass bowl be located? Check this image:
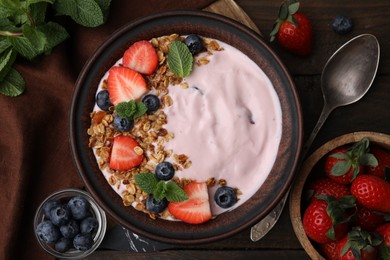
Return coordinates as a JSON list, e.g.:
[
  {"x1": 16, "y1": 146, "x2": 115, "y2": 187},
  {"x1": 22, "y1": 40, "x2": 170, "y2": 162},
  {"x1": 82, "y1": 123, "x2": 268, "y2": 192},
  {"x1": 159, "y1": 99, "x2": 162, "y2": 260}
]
[{"x1": 34, "y1": 188, "x2": 107, "y2": 259}]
